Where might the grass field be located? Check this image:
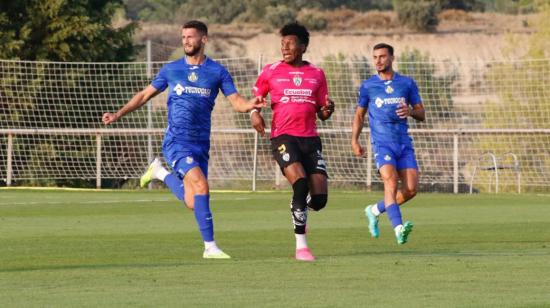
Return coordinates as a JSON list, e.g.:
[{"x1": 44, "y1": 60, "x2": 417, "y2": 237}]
[{"x1": 1, "y1": 189, "x2": 549, "y2": 307}]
